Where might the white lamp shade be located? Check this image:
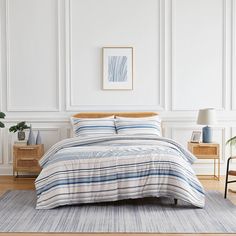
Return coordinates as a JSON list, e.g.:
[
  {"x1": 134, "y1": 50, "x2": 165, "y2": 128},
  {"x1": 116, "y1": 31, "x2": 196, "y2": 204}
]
[{"x1": 197, "y1": 108, "x2": 216, "y2": 125}]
